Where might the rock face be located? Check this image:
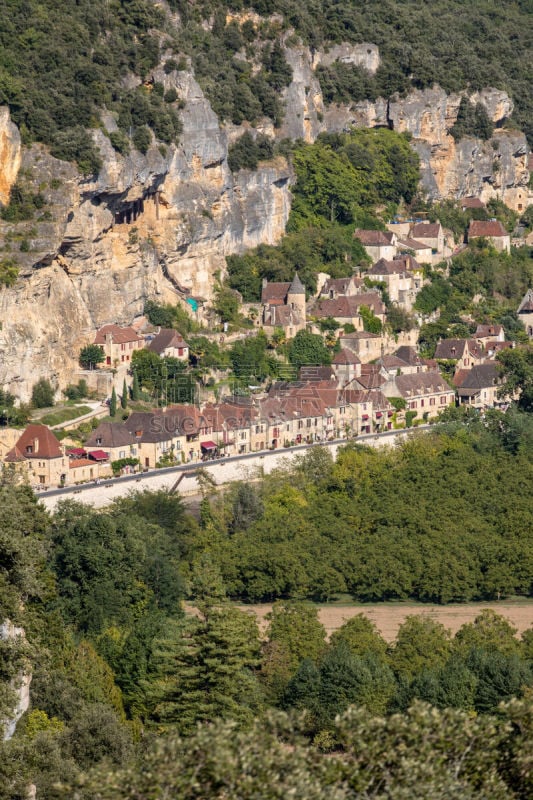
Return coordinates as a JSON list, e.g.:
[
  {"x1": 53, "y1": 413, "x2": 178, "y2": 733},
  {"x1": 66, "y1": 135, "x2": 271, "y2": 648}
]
[
  {"x1": 0, "y1": 76, "x2": 292, "y2": 400},
  {"x1": 0, "y1": 107, "x2": 21, "y2": 206},
  {"x1": 0, "y1": 46, "x2": 530, "y2": 400},
  {"x1": 1, "y1": 620, "x2": 30, "y2": 742}
]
